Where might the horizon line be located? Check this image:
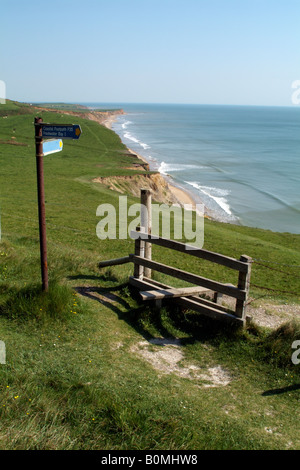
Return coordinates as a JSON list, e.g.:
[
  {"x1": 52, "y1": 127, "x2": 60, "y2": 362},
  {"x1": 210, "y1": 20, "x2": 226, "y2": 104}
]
[{"x1": 13, "y1": 99, "x2": 299, "y2": 109}]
